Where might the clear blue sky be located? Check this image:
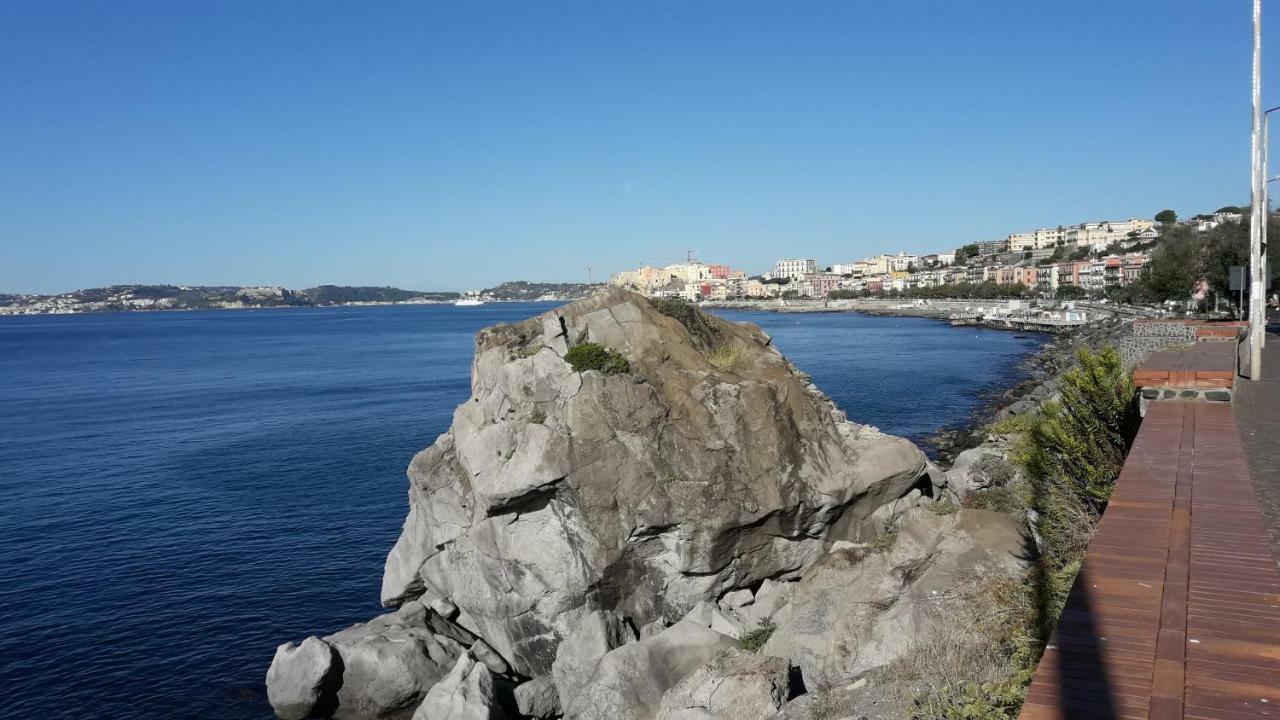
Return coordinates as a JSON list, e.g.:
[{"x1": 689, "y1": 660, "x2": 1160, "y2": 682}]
[{"x1": 0, "y1": 1, "x2": 1274, "y2": 293}]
